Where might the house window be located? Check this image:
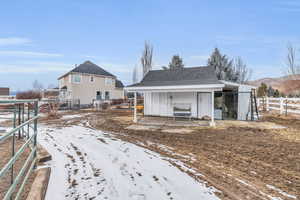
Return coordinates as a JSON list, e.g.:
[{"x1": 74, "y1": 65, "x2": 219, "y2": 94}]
[
  {"x1": 90, "y1": 76, "x2": 94, "y2": 82},
  {"x1": 105, "y1": 91, "x2": 110, "y2": 100},
  {"x1": 96, "y1": 91, "x2": 102, "y2": 100},
  {"x1": 72, "y1": 74, "x2": 81, "y2": 83},
  {"x1": 105, "y1": 78, "x2": 113, "y2": 85}
]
